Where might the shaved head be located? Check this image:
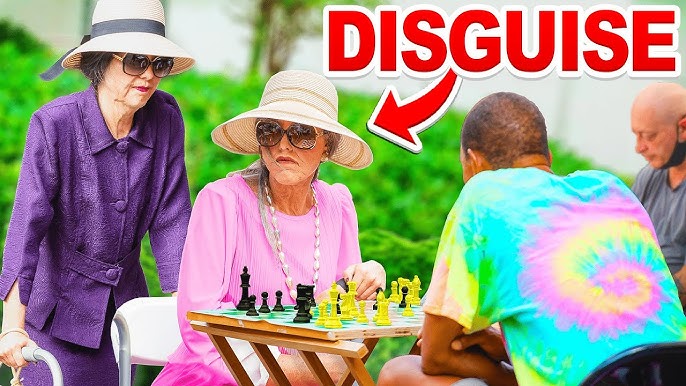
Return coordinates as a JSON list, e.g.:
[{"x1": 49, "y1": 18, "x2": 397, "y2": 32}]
[
  {"x1": 632, "y1": 83, "x2": 686, "y2": 127},
  {"x1": 461, "y1": 92, "x2": 549, "y2": 169}
]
